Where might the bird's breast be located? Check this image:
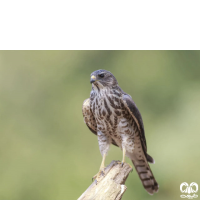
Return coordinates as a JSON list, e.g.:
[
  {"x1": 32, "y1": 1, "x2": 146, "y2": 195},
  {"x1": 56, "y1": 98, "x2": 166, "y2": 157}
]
[{"x1": 91, "y1": 89, "x2": 127, "y2": 137}]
